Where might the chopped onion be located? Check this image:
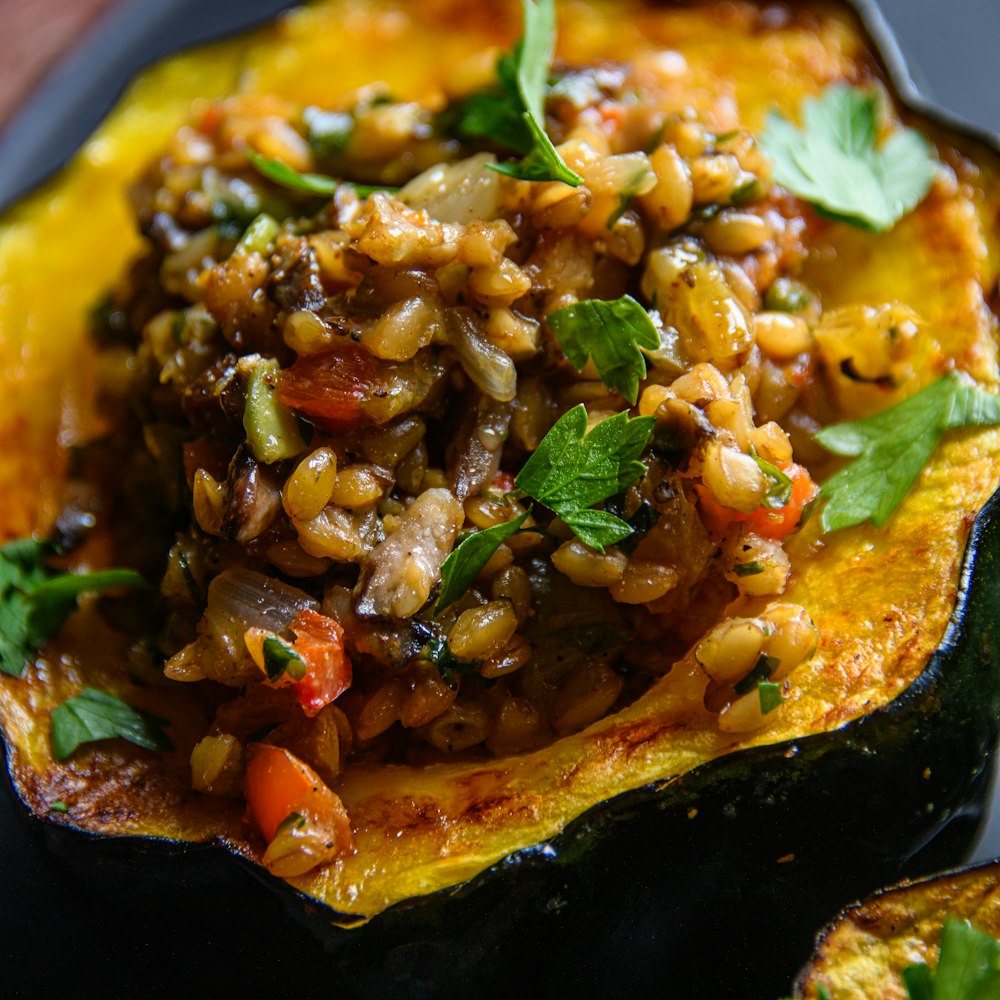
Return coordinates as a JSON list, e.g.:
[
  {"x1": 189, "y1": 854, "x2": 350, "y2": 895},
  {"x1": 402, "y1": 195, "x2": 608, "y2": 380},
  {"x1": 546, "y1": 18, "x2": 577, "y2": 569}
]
[
  {"x1": 204, "y1": 567, "x2": 318, "y2": 648},
  {"x1": 446, "y1": 307, "x2": 517, "y2": 402},
  {"x1": 399, "y1": 153, "x2": 502, "y2": 224}
]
